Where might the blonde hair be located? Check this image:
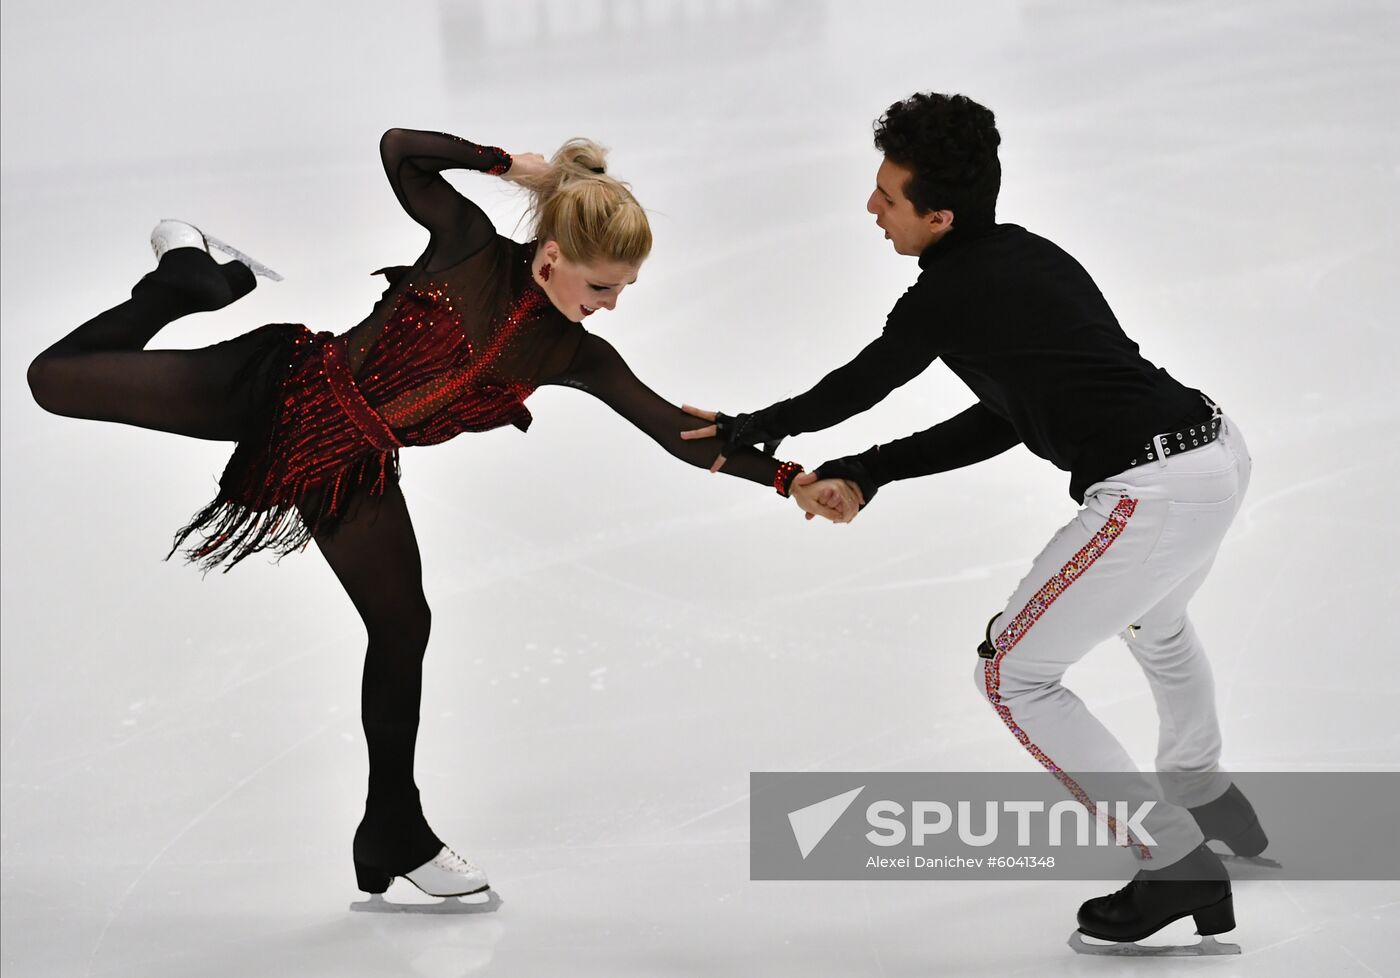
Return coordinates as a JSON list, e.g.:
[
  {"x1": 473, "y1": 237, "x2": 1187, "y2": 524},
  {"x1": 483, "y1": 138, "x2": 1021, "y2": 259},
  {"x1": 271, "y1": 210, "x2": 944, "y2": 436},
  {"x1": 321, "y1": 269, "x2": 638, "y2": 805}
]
[{"x1": 513, "y1": 138, "x2": 652, "y2": 266}]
